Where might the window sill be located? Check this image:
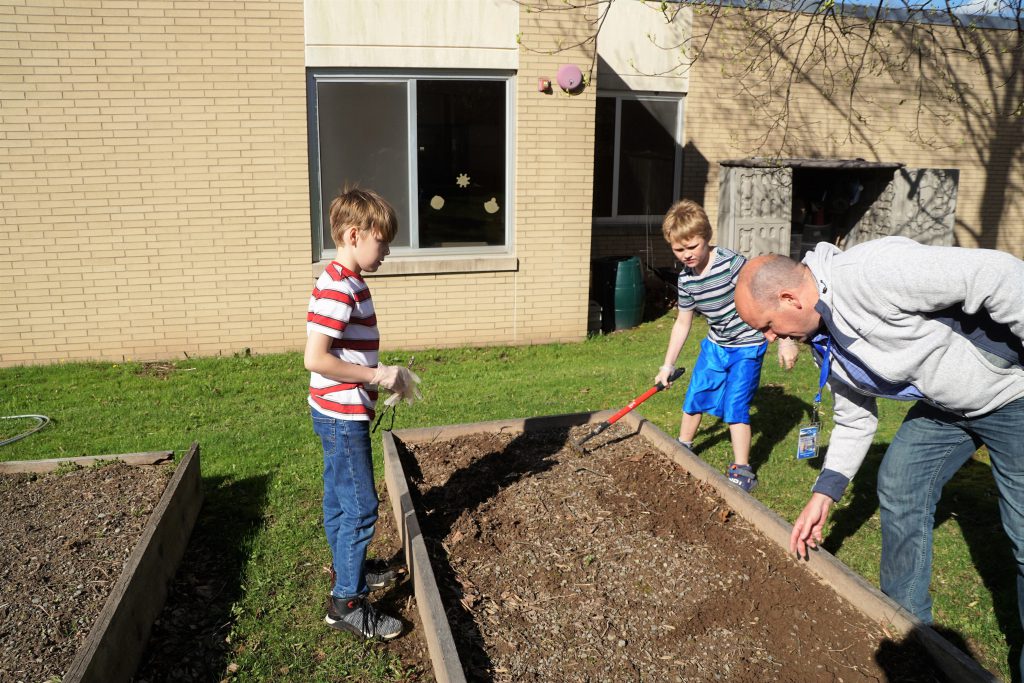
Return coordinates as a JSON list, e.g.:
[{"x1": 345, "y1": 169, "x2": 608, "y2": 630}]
[{"x1": 312, "y1": 254, "x2": 519, "y2": 279}]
